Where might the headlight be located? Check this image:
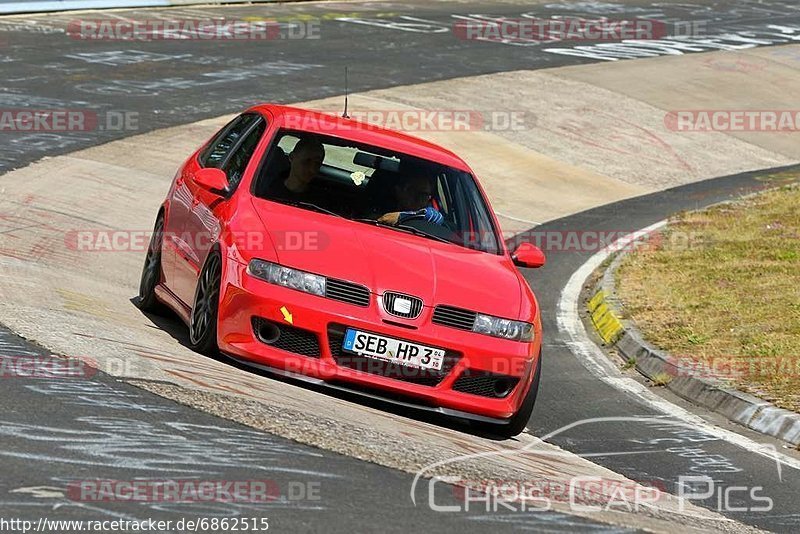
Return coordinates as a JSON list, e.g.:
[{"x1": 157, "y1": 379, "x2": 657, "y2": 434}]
[
  {"x1": 473, "y1": 313, "x2": 534, "y2": 342},
  {"x1": 247, "y1": 259, "x2": 326, "y2": 297}
]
